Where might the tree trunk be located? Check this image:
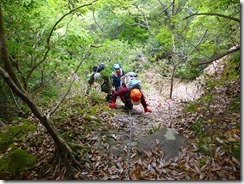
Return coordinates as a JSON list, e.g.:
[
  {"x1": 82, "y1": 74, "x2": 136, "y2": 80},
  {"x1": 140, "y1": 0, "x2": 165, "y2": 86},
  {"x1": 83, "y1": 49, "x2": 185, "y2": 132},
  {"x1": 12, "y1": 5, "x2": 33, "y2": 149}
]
[
  {"x1": 0, "y1": 5, "x2": 81, "y2": 179},
  {"x1": 0, "y1": 6, "x2": 23, "y2": 91}
]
